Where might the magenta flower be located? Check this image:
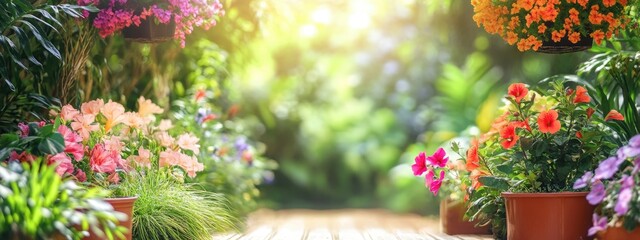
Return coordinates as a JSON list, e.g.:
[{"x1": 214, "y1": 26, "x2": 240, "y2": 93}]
[
  {"x1": 573, "y1": 171, "x2": 593, "y2": 189},
  {"x1": 427, "y1": 147, "x2": 449, "y2": 168},
  {"x1": 411, "y1": 152, "x2": 427, "y2": 176},
  {"x1": 587, "y1": 181, "x2": 606, "y2": 205},
  {"x1": 58, "y1": 125, "x2": 84, "y2": 161},
  {"x1": 588, "y1": 213, "x2": 608, "y2": 236},
  {"x1": 429, "y1": 170, "x2": 445, "y2": 196}
]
